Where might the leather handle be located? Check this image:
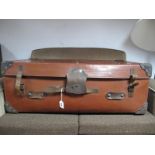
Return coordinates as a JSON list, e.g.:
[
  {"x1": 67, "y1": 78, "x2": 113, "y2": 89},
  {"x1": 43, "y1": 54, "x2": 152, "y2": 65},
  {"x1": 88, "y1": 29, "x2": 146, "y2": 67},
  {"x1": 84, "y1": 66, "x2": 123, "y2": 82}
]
[
  {"x1": 27, "y1": 86, "x2": 99, "y2": 99},
  {"x1": 15, "y1": 66, "x2": 98, "y2": 99}
]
